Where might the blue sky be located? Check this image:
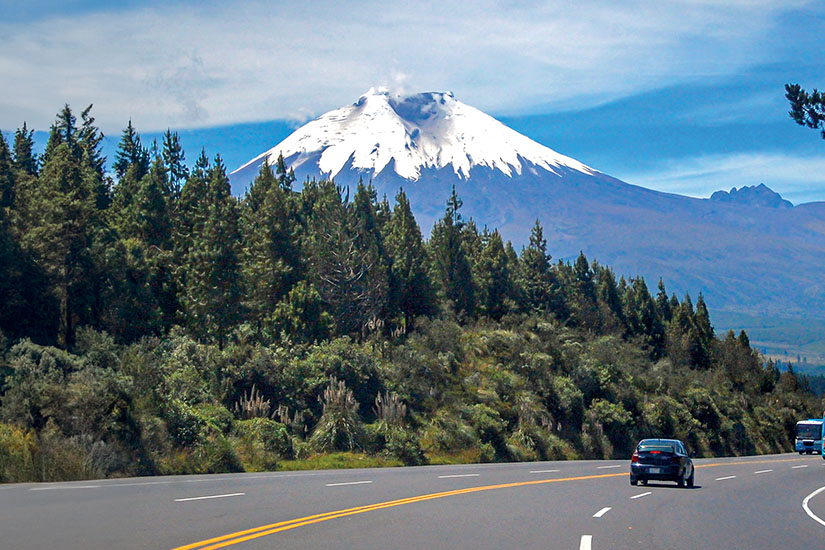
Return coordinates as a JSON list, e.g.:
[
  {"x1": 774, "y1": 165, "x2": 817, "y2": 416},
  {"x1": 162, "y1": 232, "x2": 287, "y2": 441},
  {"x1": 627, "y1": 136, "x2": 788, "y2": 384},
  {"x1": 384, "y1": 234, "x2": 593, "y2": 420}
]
[{"x1": 1, "y1": 0, "x2": 824, "y2": 202}]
